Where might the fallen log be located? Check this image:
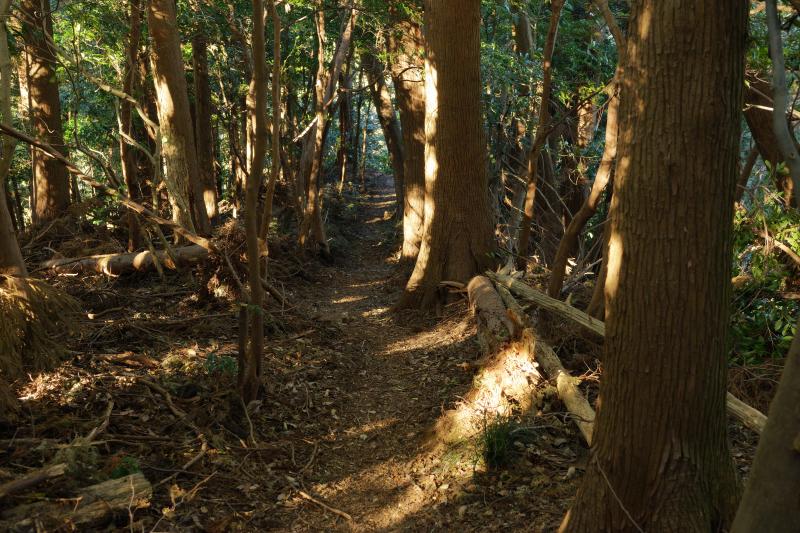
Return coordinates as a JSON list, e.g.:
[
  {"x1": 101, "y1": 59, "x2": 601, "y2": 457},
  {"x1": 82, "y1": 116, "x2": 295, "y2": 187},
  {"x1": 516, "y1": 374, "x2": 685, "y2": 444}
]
[
  {"x1": 0, "y1": 473, "x2": 151, "y2": 530},
  {"x1": 489, "y1": 271, "x2": 769, "y2": 434},
  {"x1": 41, "y1": 245, "x2": 208, "y2": 276},
  {"x1": 430, "y1": 276, "x2": 542, "y2": 445},
  {"x1": 494, "y1": 284, "x2": 596, "y2": 444},
  {"x1": 467, "y1": 276, "x2": 518, "y2": 354}
]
